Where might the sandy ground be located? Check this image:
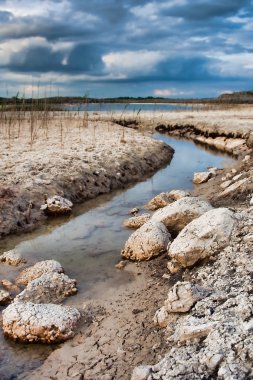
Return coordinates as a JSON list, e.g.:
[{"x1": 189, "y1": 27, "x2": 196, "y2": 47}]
[
  {"x1": 0, "y1": 113, "x2": 173, "y2": 237},
  {"x1": 1, "y1": 106, "x2": 253, "y2": 380},
  {"x1": 97, "y1": 105, "x2": 253, "y2": 138}
]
